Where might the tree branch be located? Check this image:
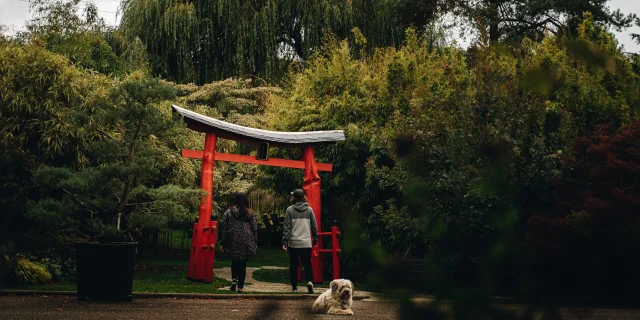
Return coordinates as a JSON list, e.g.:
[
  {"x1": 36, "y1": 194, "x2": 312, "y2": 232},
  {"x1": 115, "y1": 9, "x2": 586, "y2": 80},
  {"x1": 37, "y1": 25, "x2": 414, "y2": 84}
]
[
  {"x1": 126, "y1": 201, "x2": 155, "y2": 206},
  {"x1": 62, "y1": 188, "x2": 107, "y2": 214},
  {"x1": 89, "y1": 124, "x2": 122, "y2": 145},
  {"x1": 59, "y1": 228, "x2": 91, "y2": 239},
  {"x1": 543, "y1": 14, "x2": 566, "y2": 30},
  {"x1": 500, "y1": 17, "x2": 561, "y2": 35}
]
